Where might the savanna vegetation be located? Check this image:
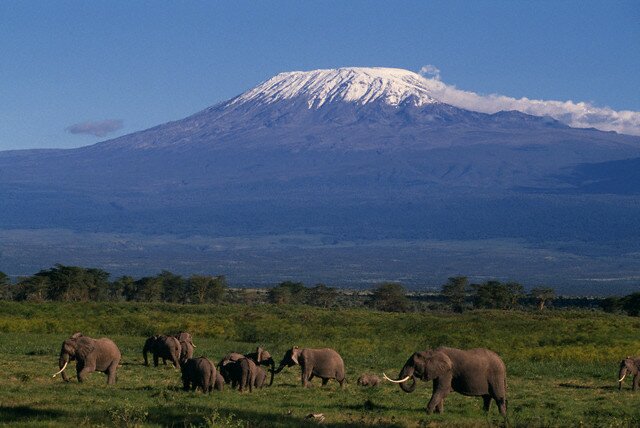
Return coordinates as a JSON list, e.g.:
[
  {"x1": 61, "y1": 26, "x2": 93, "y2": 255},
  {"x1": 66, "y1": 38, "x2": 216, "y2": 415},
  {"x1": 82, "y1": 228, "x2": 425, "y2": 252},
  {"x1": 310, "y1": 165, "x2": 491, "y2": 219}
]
[{"x1": 1, "y1": 301, "x2": 640, "y2": 427}]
